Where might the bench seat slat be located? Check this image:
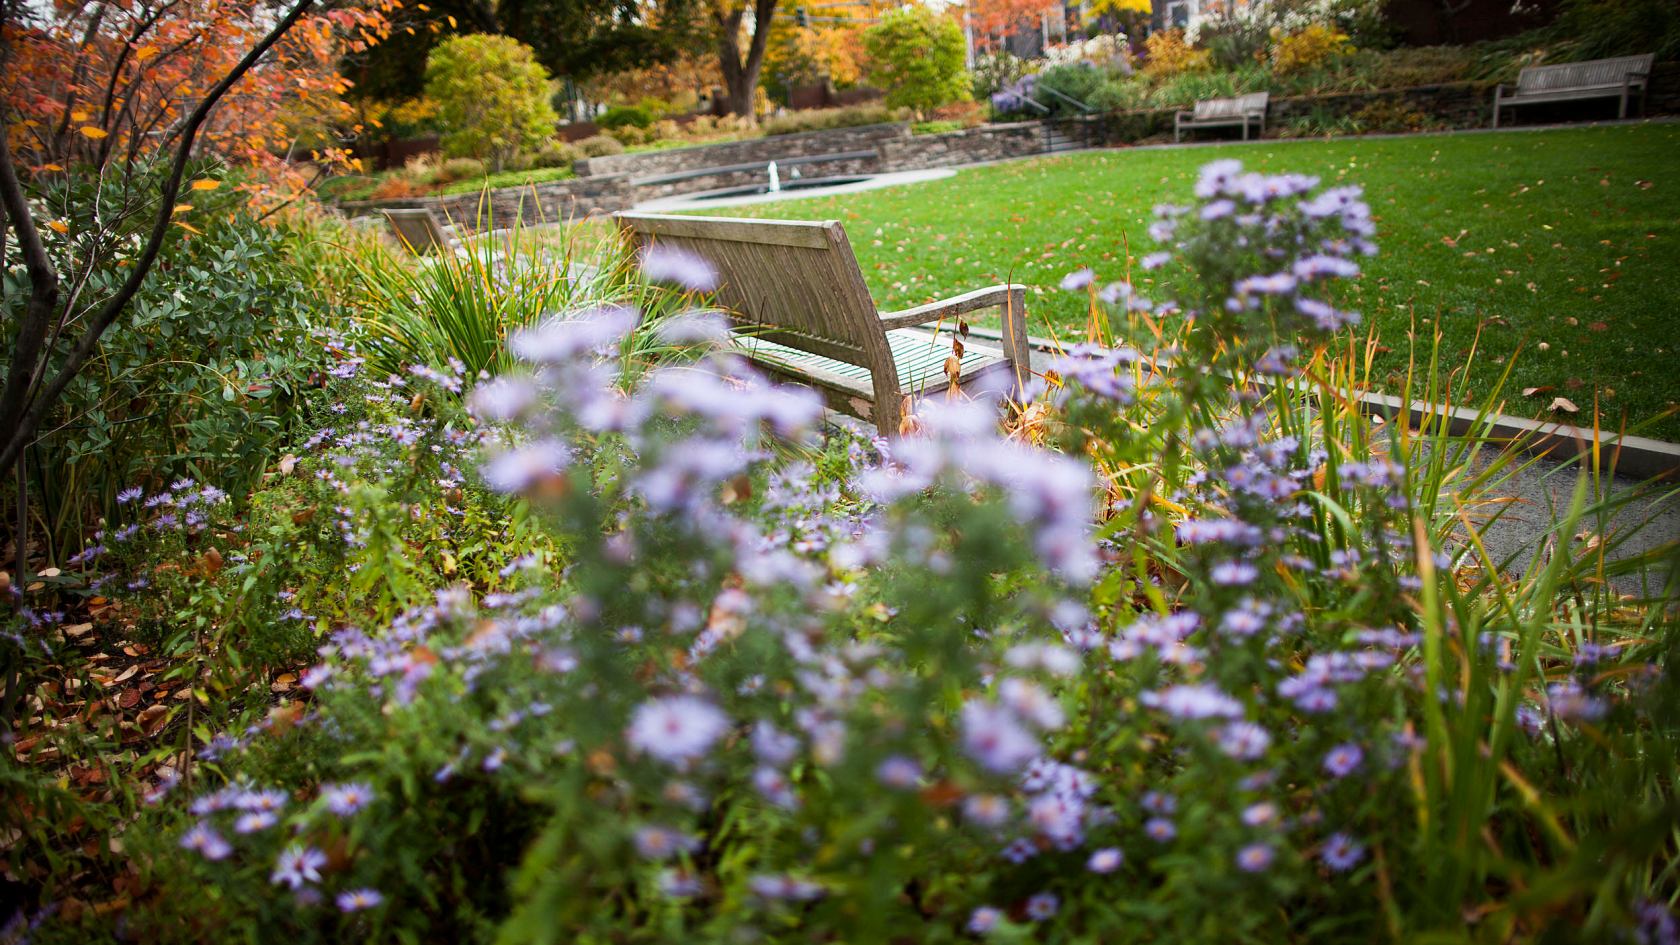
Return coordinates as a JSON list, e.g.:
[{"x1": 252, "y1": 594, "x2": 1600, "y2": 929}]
[{"x1": 741, "y1": 328, "x2": 1002, "y2": 392}]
